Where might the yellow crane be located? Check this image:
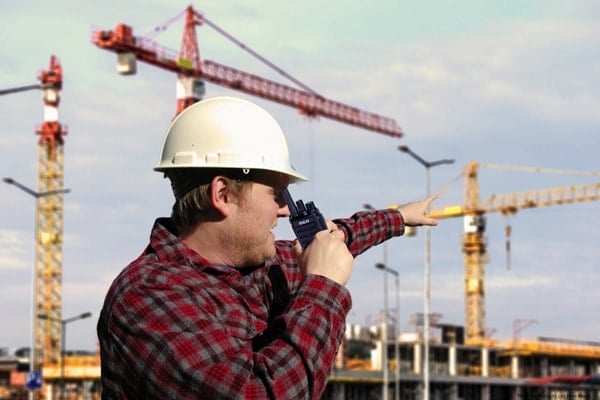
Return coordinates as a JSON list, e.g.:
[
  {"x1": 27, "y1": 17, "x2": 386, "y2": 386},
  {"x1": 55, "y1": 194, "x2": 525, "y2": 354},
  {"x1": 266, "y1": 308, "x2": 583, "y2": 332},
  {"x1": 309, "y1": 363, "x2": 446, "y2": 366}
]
[
  {"x1": 2, "y1": 56, "x2": 67, "y2": 397},
  {"x1": 34, "y1": 55, "x2": 68, "y2": 375},
  {"x1": 426, "y1": 161, "x2": 600, "y2": 344}
]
